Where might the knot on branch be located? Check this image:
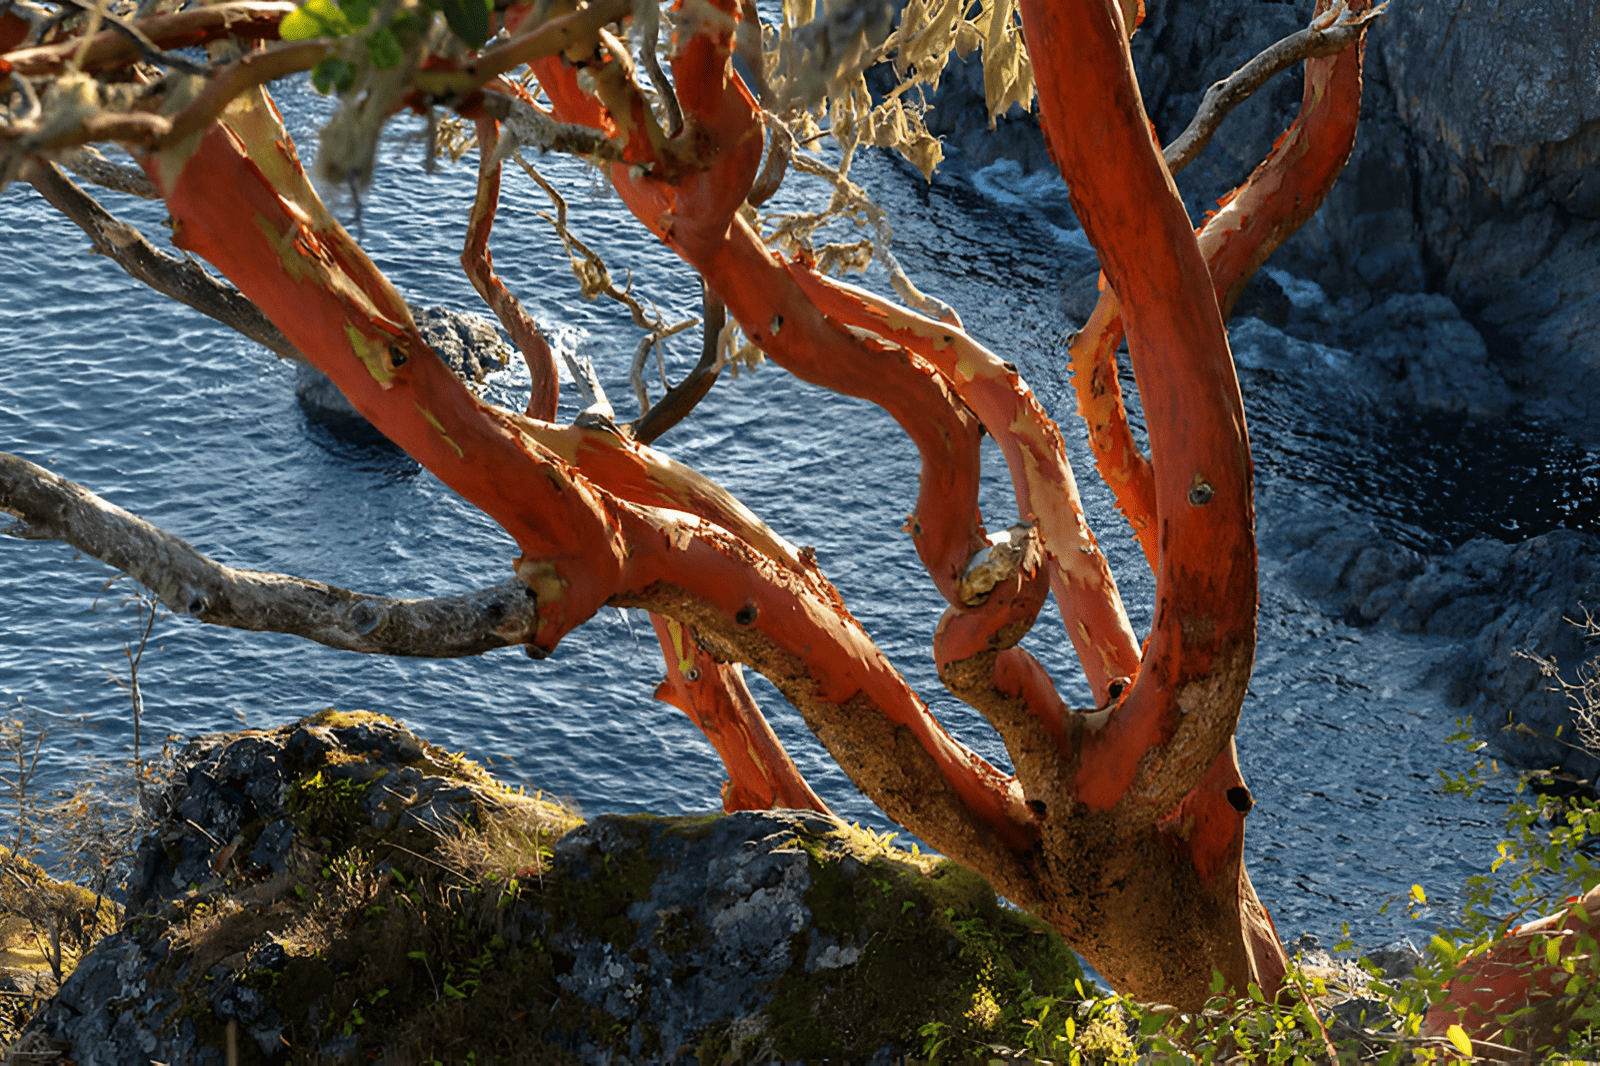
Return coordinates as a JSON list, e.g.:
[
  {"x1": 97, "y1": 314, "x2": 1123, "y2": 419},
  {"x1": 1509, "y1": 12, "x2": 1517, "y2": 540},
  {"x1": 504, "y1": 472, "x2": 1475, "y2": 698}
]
[{"x1": 957, "y1": 524, "x2": 1041, "y2": 609}]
